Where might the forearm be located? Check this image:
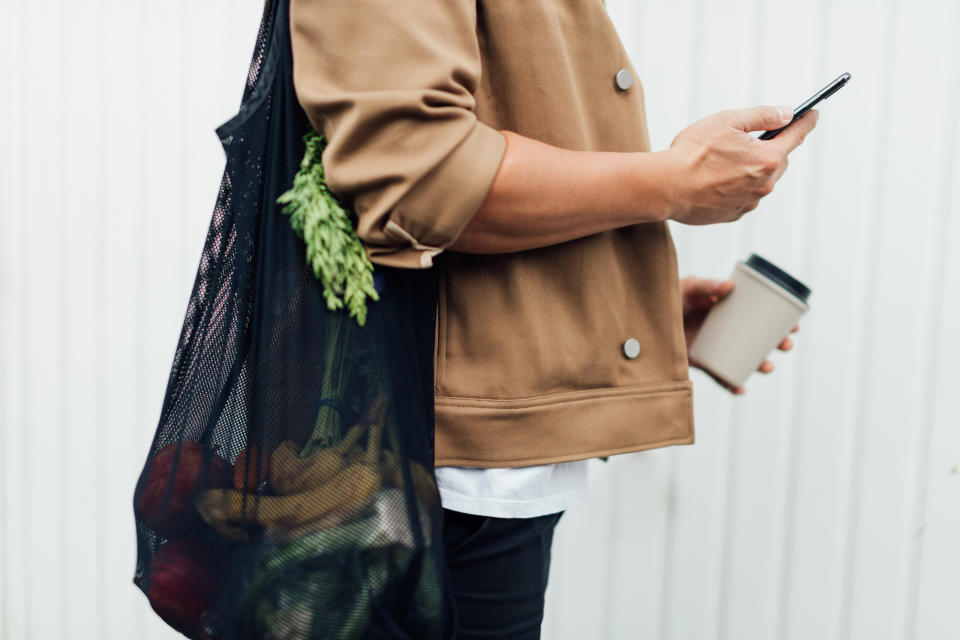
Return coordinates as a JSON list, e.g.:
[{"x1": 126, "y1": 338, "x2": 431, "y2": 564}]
[{"x1": 448, "y1": 130, "x2": 677, "y2": 254}]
